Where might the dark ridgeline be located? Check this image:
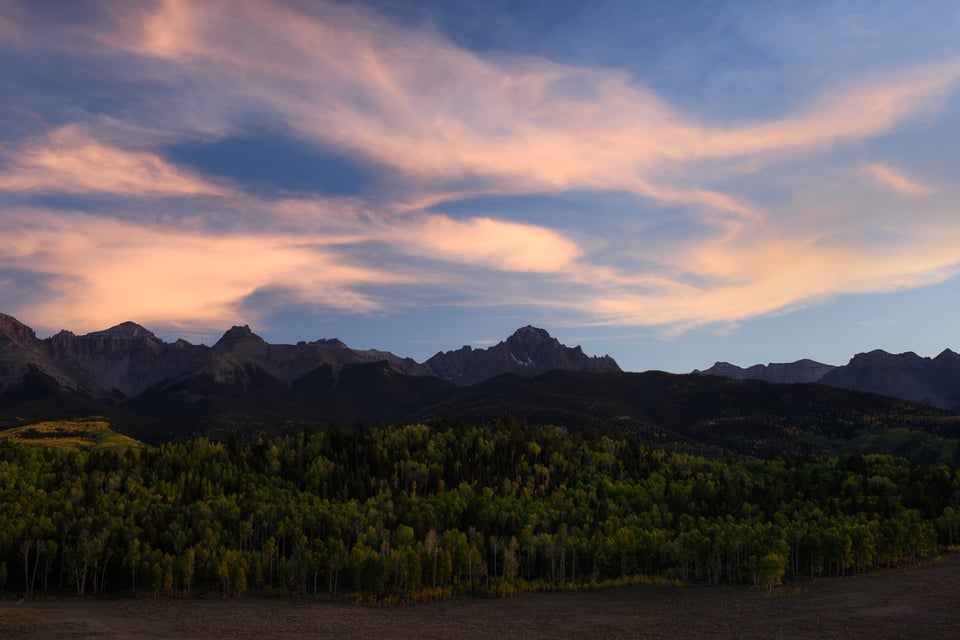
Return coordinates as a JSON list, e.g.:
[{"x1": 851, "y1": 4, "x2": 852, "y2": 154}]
[{"x1": 696, "y1": 349, "x2": 960, "y2": 412}]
